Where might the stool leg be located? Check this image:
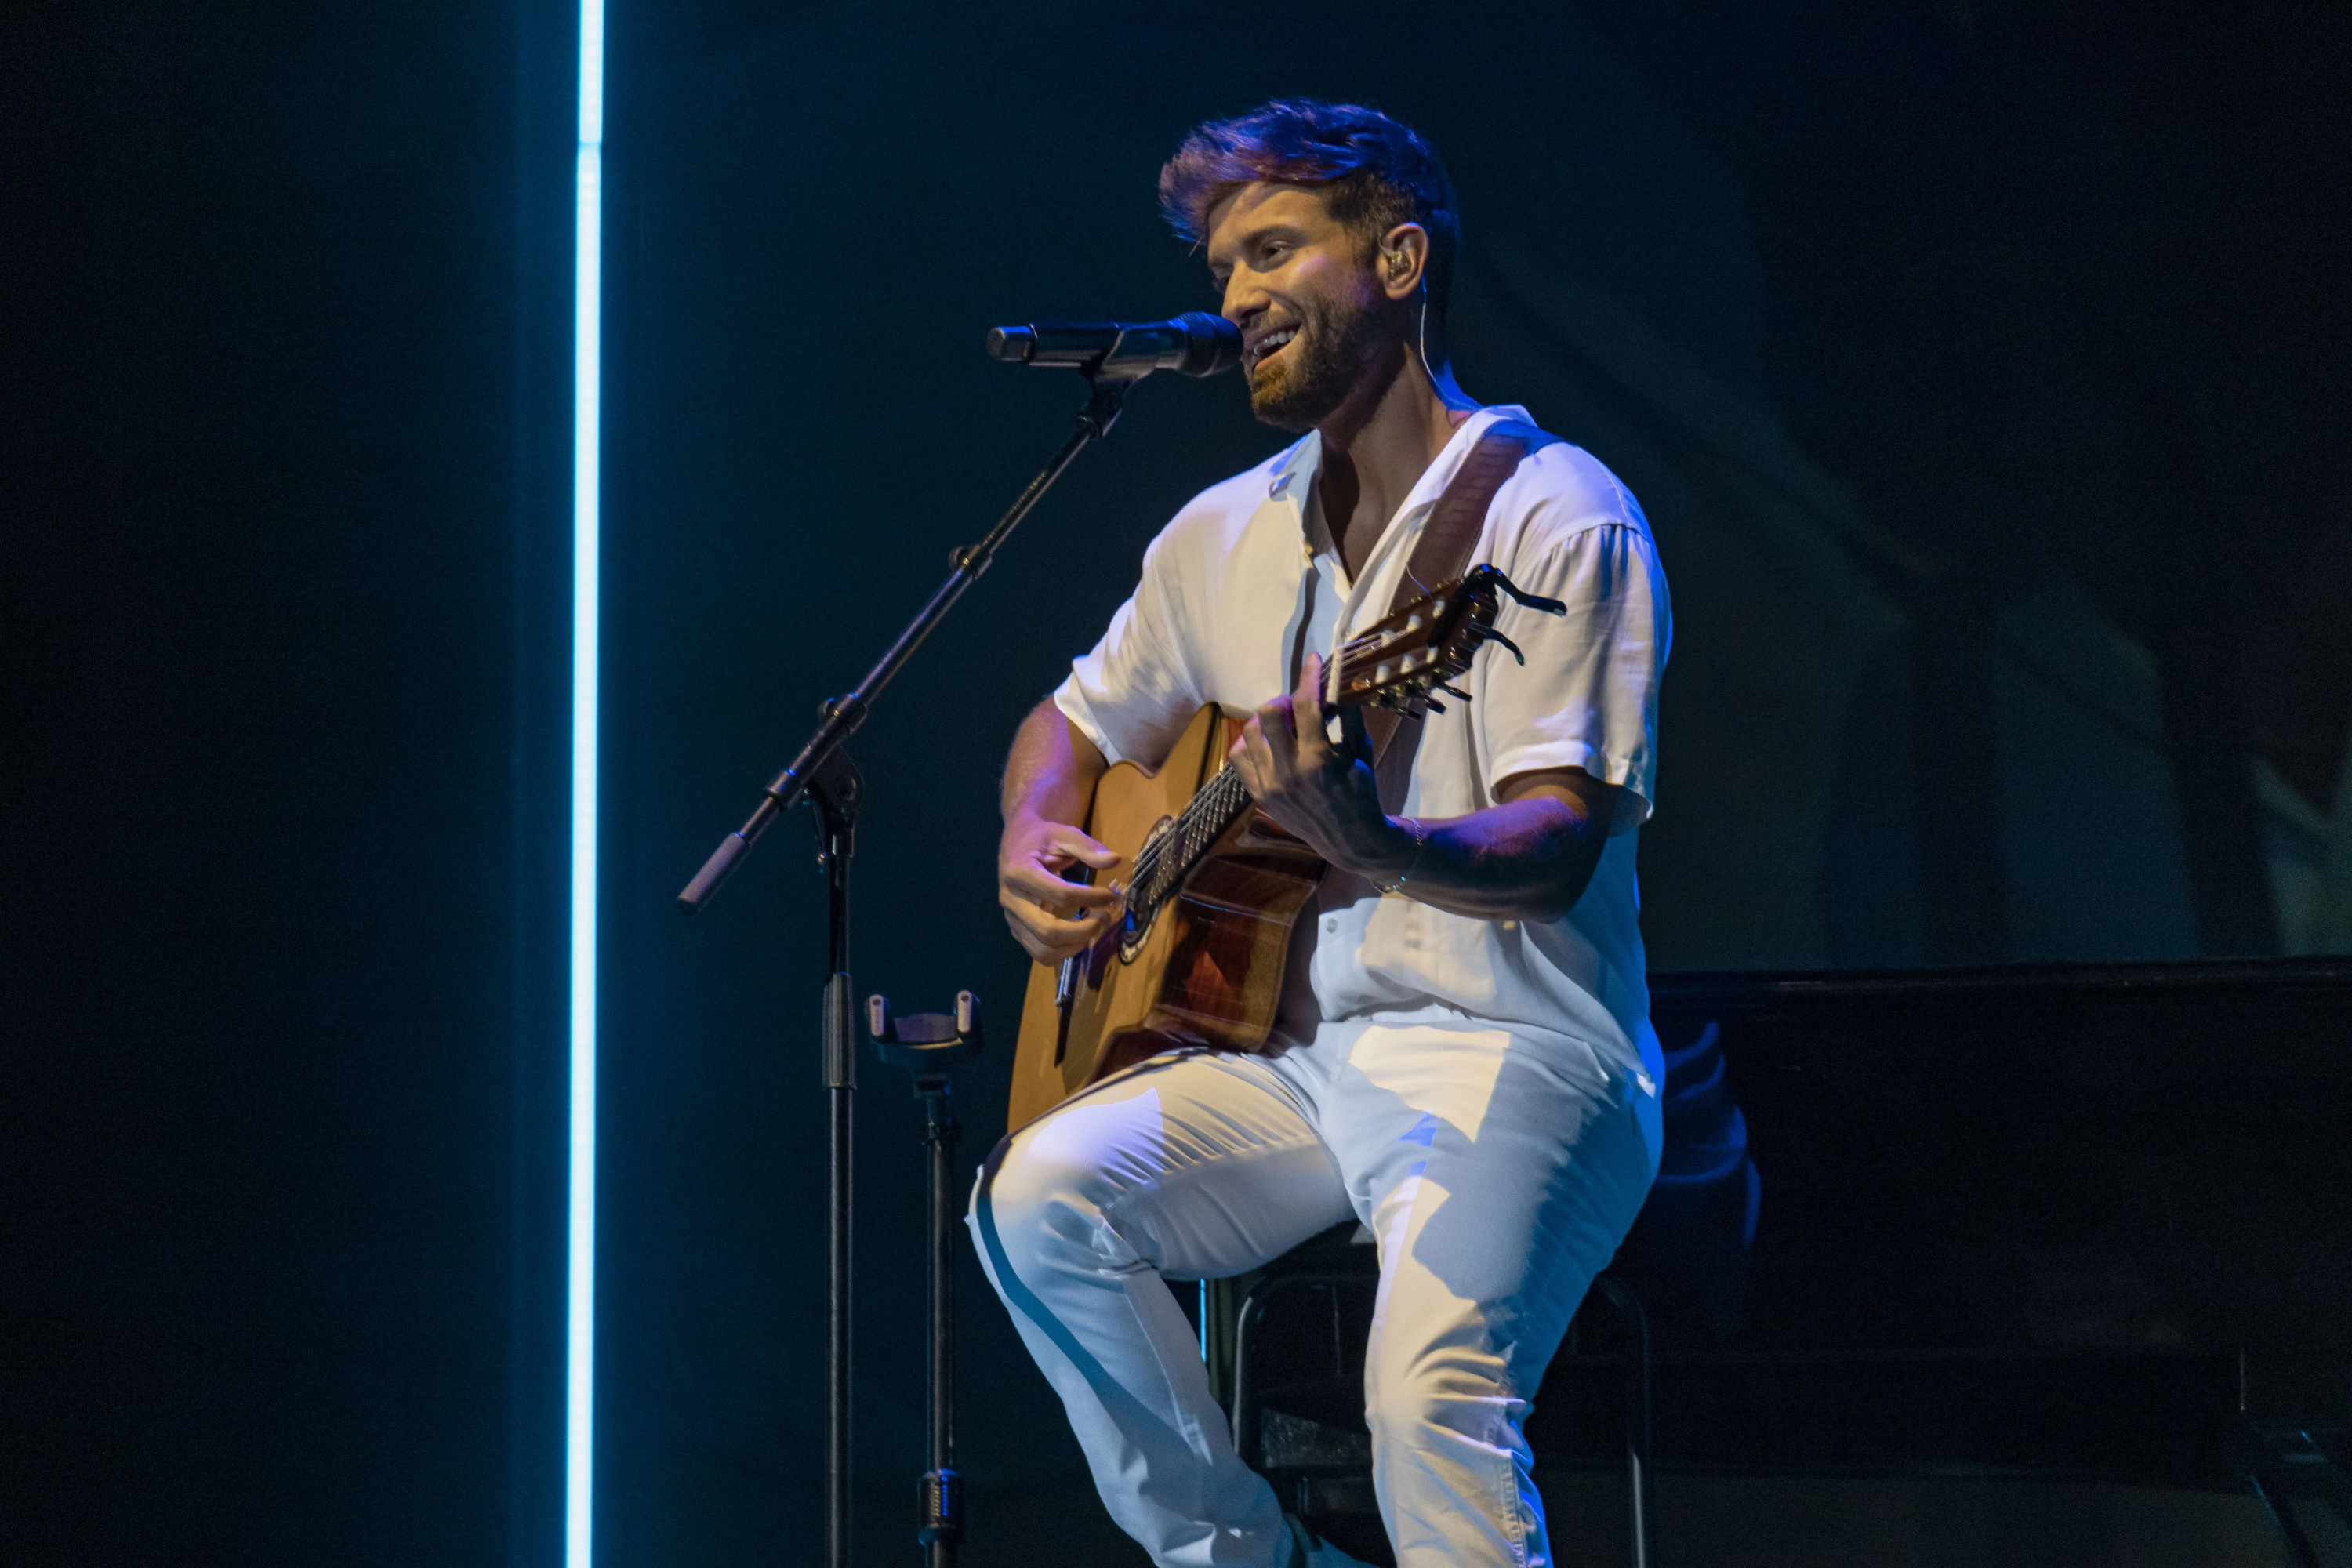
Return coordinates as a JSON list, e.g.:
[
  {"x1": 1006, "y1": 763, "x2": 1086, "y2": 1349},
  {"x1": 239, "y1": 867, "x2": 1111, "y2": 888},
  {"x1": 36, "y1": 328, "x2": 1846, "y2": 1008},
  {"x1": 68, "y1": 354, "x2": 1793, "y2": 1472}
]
[{"x1": 1592, "y1": 1279, "x2": 1655, "y2": 1568}]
